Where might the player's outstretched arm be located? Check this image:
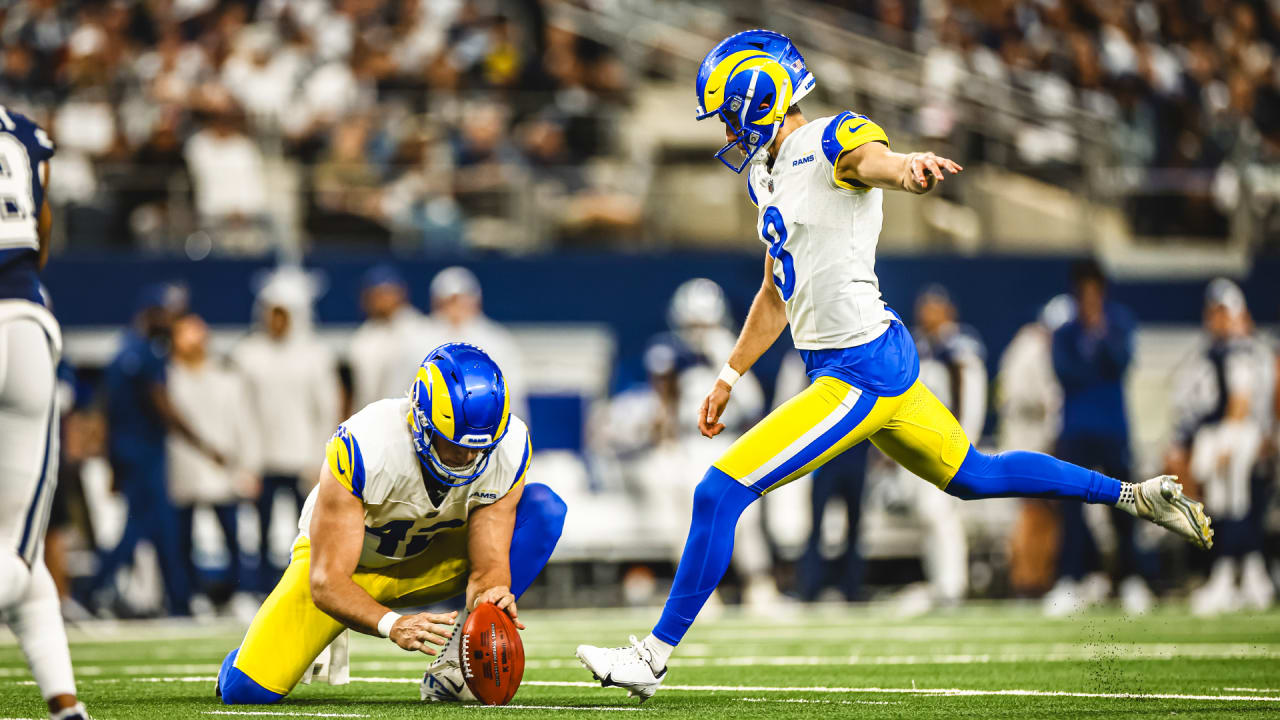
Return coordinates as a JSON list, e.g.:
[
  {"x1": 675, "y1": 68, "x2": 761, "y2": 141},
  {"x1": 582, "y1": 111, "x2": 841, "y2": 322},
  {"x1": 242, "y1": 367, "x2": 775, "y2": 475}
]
[
  {"x1": 700, "y1": 255, "x2": 789, "y2": 438},
  {"x1": 836, "y1": 141, "x2": 962, "y2": 194},
  {"x1": 309, "y1": 467, "x2": 457, "y2": 653},
  {"x1": 465, "y1": 481, "x2": 525, "y2": 629}
]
